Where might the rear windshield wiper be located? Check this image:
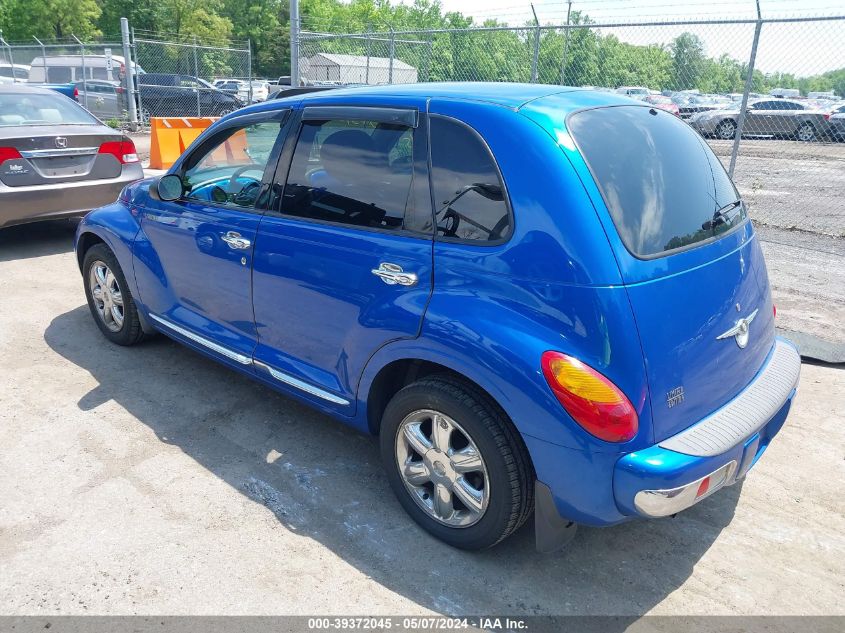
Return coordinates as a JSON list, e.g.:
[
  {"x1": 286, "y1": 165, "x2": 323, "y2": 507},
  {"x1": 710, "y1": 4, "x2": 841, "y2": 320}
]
[{"x1": 702, "y1": 199, "x2": 743, "y2": 231}]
